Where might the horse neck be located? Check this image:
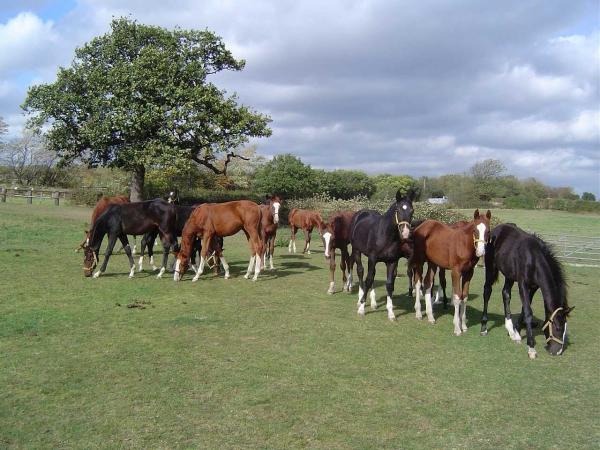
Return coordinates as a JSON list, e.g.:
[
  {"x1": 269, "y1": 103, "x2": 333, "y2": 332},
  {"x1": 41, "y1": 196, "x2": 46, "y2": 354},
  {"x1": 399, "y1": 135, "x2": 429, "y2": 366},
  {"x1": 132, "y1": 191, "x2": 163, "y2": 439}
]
[
  {"x1": 179, "y1": 224, "x2": 196, "y2": 260},
  {"x1": 536, "y1": 258, "x2": 568, "y2": 314},
  {"x1": 87, "y1": 220, "x2": 105, "y2": 252}
]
